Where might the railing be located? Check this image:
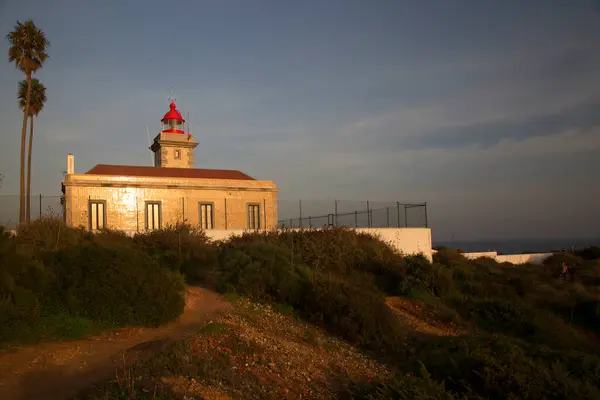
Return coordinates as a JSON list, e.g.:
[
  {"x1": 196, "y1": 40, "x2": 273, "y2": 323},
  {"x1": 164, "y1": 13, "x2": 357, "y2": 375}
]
[{"x1": 277, "y1": 199, "x2": 428, "y2": 229}]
